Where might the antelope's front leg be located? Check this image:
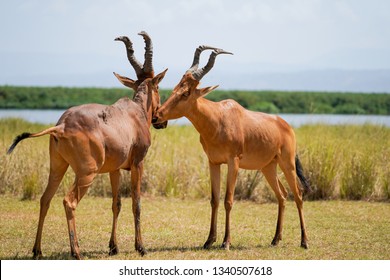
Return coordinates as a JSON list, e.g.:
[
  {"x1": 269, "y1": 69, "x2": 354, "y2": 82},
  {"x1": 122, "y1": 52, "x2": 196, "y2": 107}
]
[
  {"x1": 131, "y1": 162, "x2": 146, "y2": 256},
  {"x1": 204, "y1": 162, "x2": 221, "y2": 249},
  {"x1": 222, "y1": 157, "x2": 239, "y2": 250},
  {"x1": 109, "y1": 170, "x2": 121, "y2": 255}
]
